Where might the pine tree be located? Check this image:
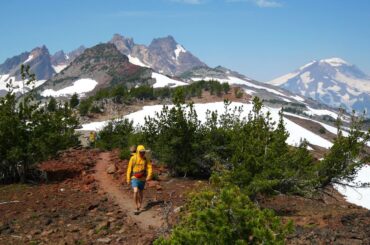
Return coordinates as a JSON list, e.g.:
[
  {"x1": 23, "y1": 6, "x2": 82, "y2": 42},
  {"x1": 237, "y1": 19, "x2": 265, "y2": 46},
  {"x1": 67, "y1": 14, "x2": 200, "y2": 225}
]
[
  {"x1": 70, "y1": 93, "x2": 80, "y2": 108},
  {"x1": 0, "y1": 65, "x2": 79, "y2": 183},
  {"x1": 47, "y1": 97, "x2": 57, "y2": 112}
]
